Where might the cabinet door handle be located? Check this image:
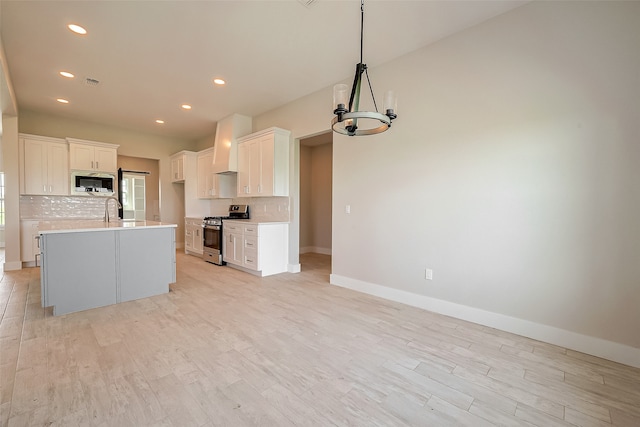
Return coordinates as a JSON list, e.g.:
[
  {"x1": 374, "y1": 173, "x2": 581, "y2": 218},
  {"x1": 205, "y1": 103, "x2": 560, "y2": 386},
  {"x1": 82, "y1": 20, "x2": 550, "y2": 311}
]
[
  {"x1": 49, "y1": 185, "x2": 52, "y2": 193},
  {"x1": 35, "y1": 253, "x2": 41, "y2": 267},
  {"x1": 35, "y1": 235, "x2": 41, "y2": 248},
  {"x1": 257, "y1": 185, "x2": 261, "y2": 193},
  {"x1": 96, "y1": 161, "x2": 99, "y2": 169},
  {"x1": 43, "y1": 185, "x2": 46, "y2": 193},
  {"x1": 91, "y1": 161, "x2": 94, "y2": 169}
]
